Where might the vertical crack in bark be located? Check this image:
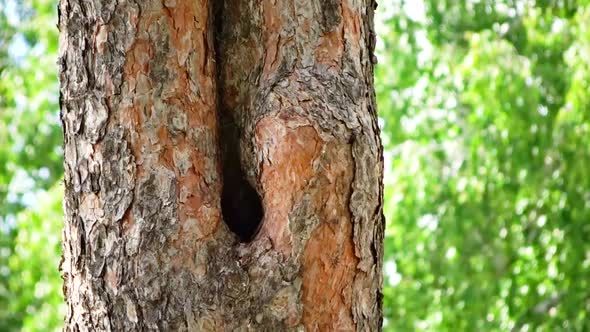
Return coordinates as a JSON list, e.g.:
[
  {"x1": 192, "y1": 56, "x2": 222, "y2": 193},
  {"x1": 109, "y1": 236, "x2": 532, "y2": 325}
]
[{"x1": 214, "y1": 0, "x2": 264, "y2": 242}]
